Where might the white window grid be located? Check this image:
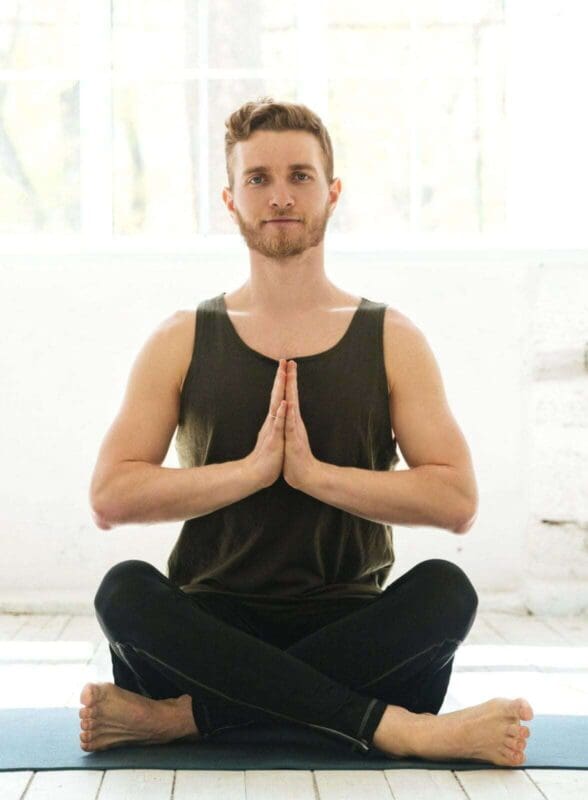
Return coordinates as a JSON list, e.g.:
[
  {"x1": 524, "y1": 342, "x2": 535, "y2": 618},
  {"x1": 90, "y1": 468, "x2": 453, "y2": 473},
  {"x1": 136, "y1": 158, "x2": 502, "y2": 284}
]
[{"x1": 0, "y1": 0, "x2": 587, "y2": 256}]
